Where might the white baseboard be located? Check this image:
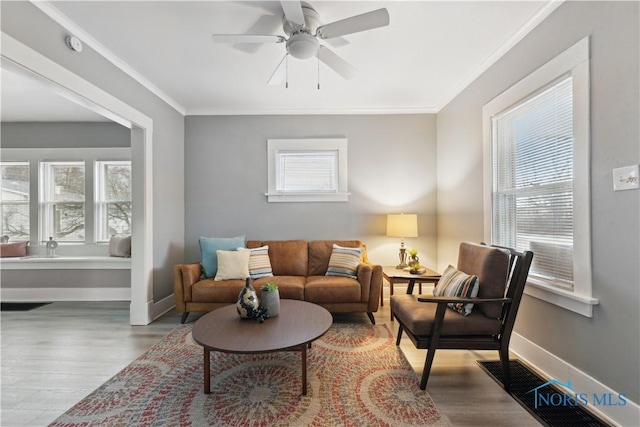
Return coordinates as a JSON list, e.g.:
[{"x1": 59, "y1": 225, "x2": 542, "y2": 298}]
[
  {"x1": 1, "y1": 287, "x2": 130, "y2": 301},
  {"x1": 511, "y1": 332, "x2": 640, "y2": 427},
  {"x1": 152, "y1": 293, "x2": 176, "y2": 321}
]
